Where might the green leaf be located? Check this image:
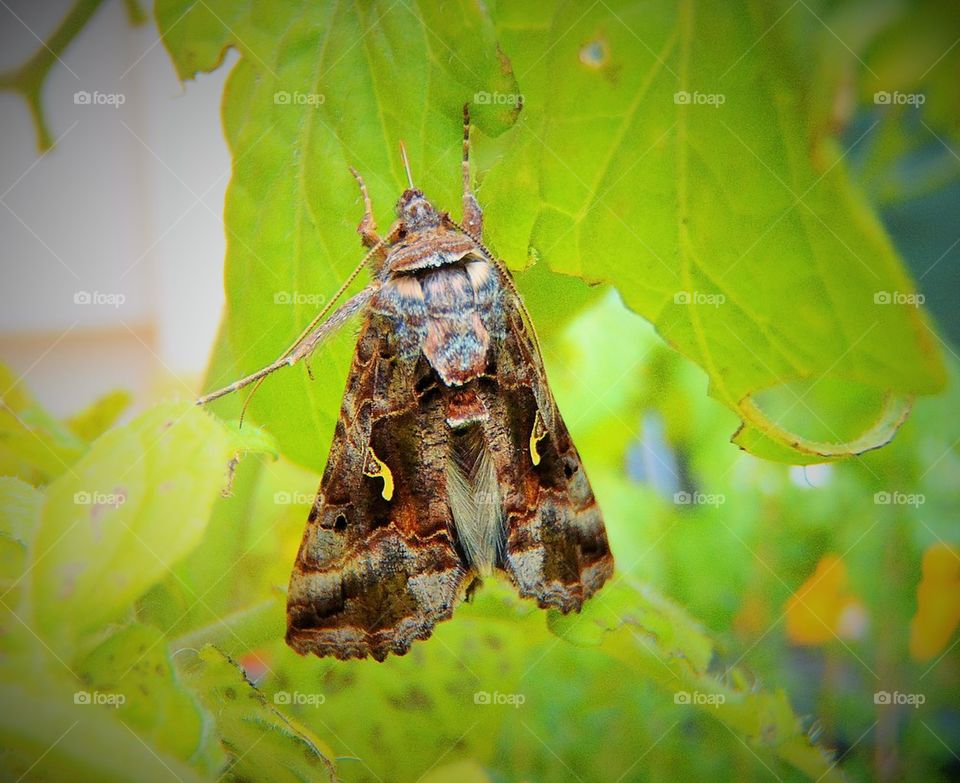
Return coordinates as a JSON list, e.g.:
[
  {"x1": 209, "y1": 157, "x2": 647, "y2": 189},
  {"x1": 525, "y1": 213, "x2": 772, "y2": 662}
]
[
  {"x1": 420, "y1": 760, "x2": 493, "y2": 783},
  {"x1": 76, "y1": 624, "x2": 225, "y2": 776},
  {"x1": 261, "y1": 582, "x2": 542, "y2": 781},
  {"x1": 219, "y1": 420, "x2": 280, "y2": 462},
  {"x1": 0, "y1": 679, "x2": 209, "y2": 783},
  {"x1": 481, "y1": 0, "x2": 945, "y2": 462},
  {"x1": 177, "y1": 645, "x2": 336, "y2": 783},
  {"x1": 156, "y1": 0, "x2": 945, "y2": 468},
  {"x1": 26, "y1": 402, "x2": 261, "y2": 651},
  {"x1": 550, "y1": 580, "x2": 845, "y2": 782}
]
